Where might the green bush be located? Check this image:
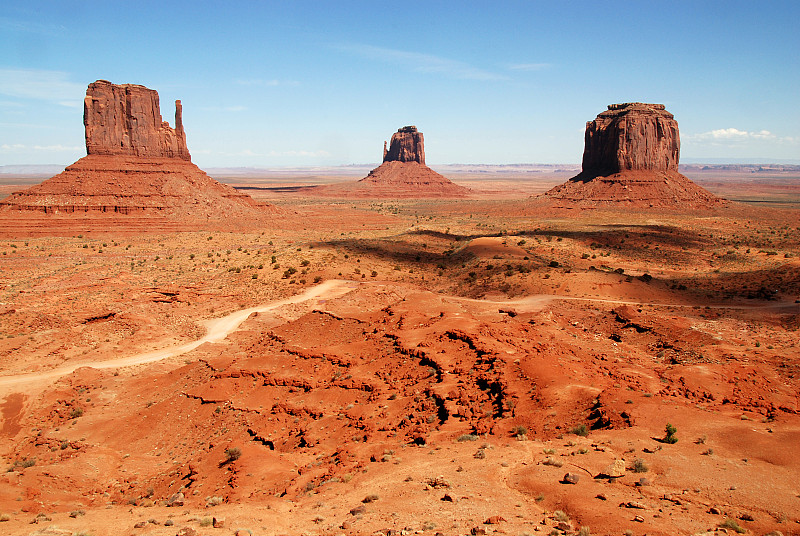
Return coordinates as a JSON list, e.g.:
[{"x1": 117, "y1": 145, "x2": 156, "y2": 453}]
[{"x1": 664, "y1": 422, "x2": 678, "y2": 444}]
